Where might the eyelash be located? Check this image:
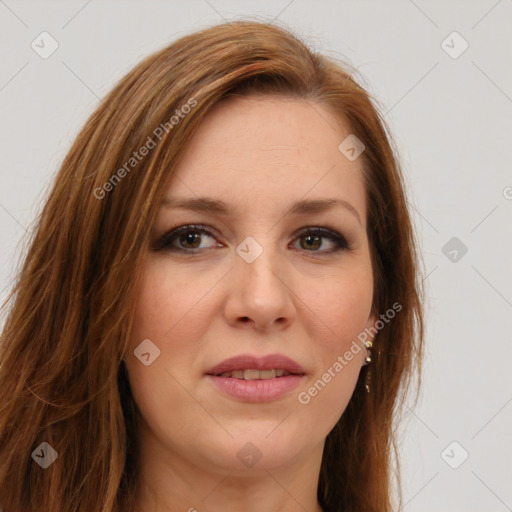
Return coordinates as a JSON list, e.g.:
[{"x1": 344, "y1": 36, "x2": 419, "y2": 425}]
[{"x1": 152, "y1": 224, "x2": 351, "y2": 256}]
